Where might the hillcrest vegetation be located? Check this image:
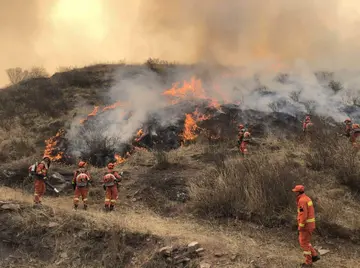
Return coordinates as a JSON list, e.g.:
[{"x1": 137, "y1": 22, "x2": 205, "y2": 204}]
[{"x1": 0, "y1": 61, "x2": 360, "y2": 268}]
